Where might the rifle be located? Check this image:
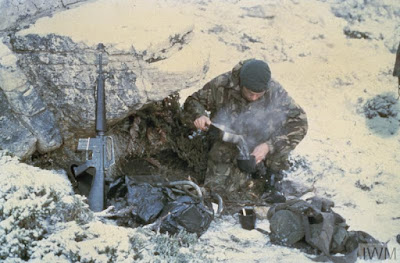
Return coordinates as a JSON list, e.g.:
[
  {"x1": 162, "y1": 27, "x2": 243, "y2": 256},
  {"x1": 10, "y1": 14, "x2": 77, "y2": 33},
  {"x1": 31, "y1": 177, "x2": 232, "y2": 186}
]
[{"x1": 72, "y1": 43, "x2": 115, "y2": 212}]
